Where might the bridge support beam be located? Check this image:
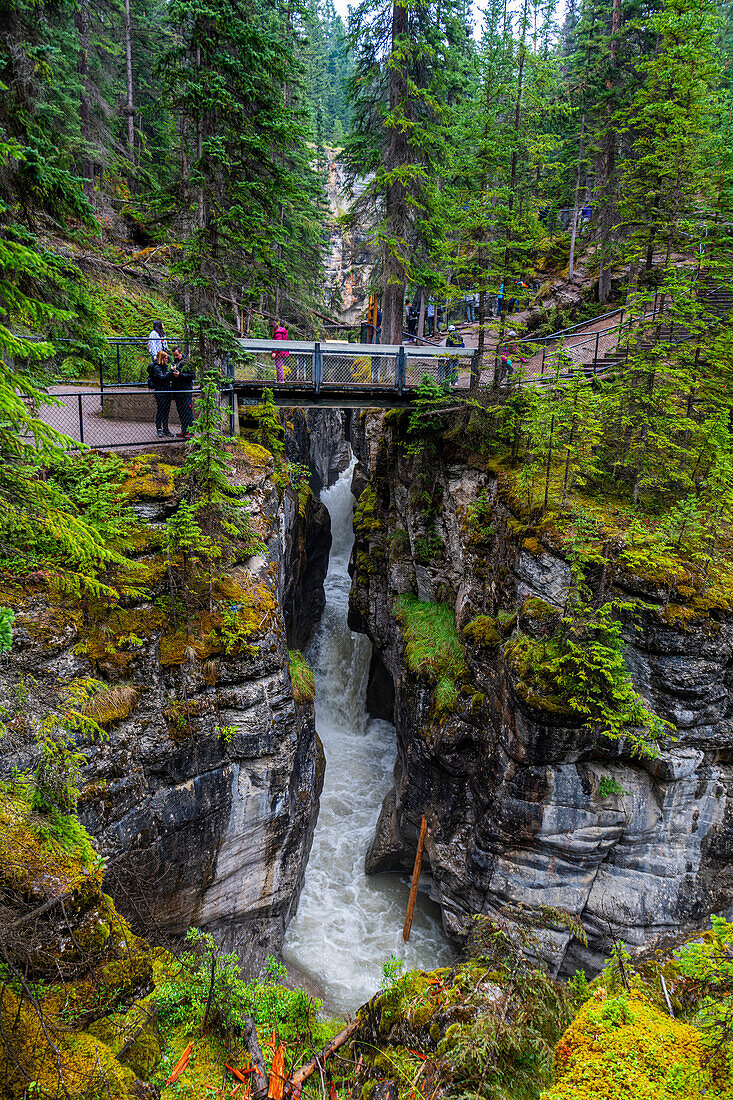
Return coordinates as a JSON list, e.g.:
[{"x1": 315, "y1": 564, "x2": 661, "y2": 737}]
[{"x1": 314, "y1": 342, "x2": 322, "y2": 395}]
